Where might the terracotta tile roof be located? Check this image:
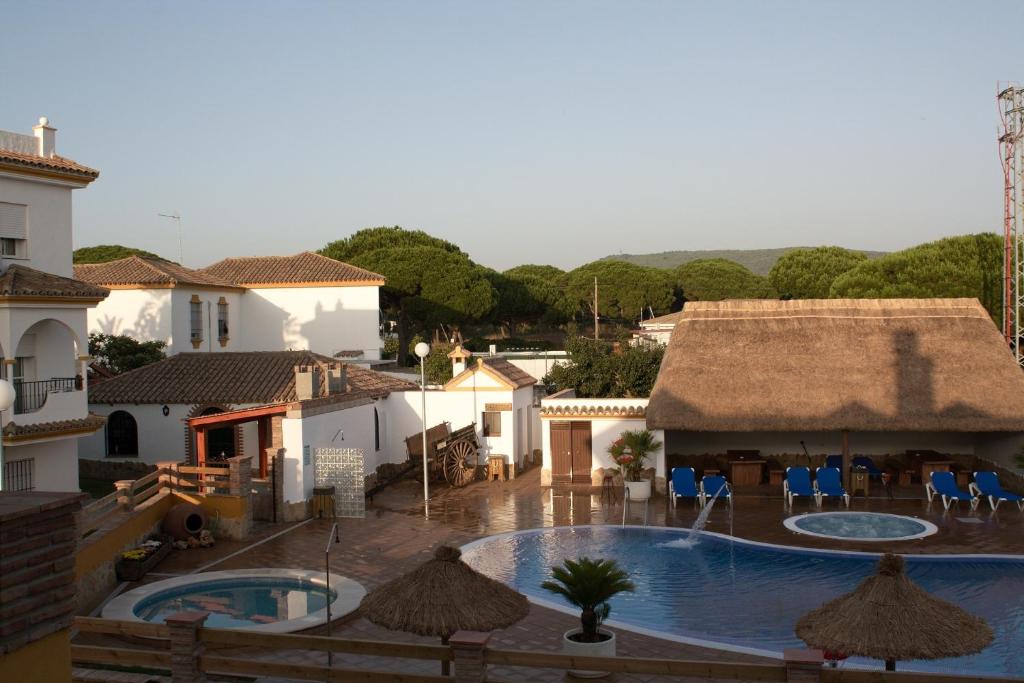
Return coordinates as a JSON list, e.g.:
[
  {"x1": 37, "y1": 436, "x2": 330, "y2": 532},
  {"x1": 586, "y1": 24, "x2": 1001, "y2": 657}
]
[
  {"x1": 88, "y1": 351, "x2": 416, "y2": 405},
  {"x1": 480, "y1": 357, "x2": 536, "y2": 388},
  {"x1": 199, "y1": 252, "x2": 384, "y2": 286},
  {"x1": 74, "y1": 257, "x2": 242, "y2": 290},
  {"x1": 0, "y1": 264, "x2": 109, "y2": 300},
  {"x1": 0, "y1": 148, "x2": 99, "y2": 181},
  {"x1": 3, "y1": 413, "x2": 106, "y2": 440}
]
